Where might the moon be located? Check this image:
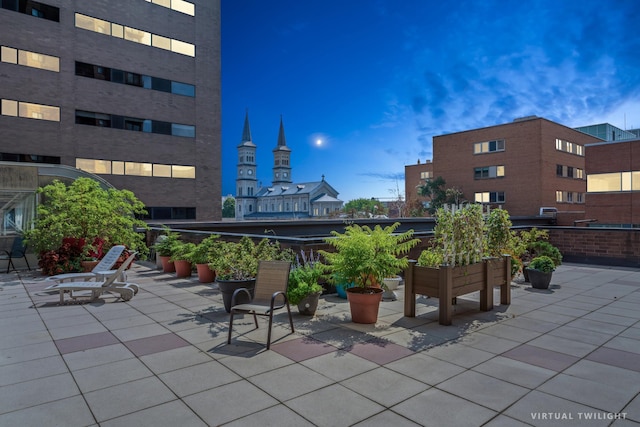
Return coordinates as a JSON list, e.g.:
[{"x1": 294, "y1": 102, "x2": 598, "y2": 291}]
[{"x1": 316, "y1": 139, "x2": 323, "y2": 146}]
